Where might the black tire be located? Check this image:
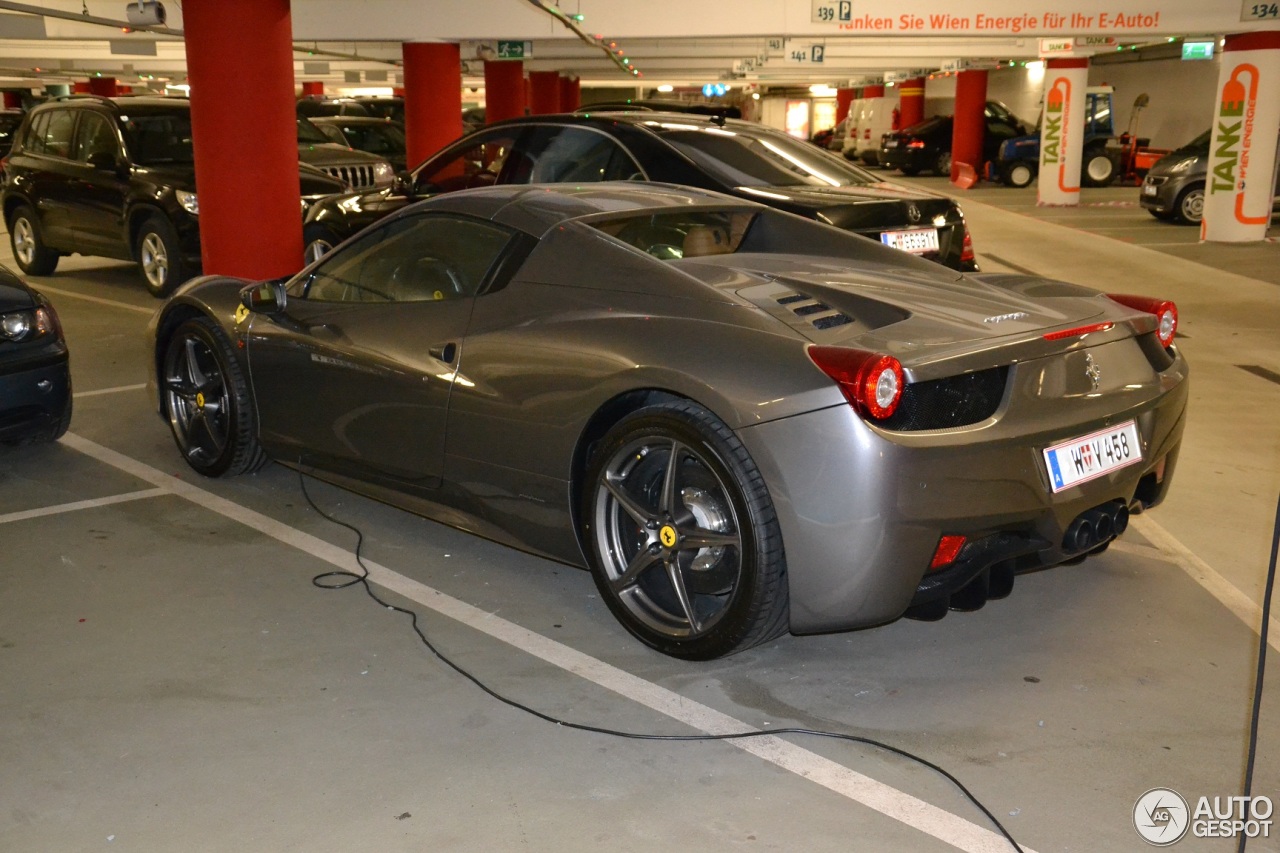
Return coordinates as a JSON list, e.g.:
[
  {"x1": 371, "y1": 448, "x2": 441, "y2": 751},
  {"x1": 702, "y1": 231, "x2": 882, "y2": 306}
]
[
  {"x1": 899, "y1": 166, "x2": 920, "y2": 177},
  {"x1": 1001, "y1": 160, "x2": 1037, "y2": 188},
  {"x1": 582, "y1": 401, "x2": 788, "y2": 659},
  {"x1": 933, "y1": 149, "x2": 952, "y2": 177},
  {"x1": 135, "y1": 215, "x2": 187, "y2": 298},
  {"x1": 303, "y1": 222, "x2": 342, "y2": 265},
  {"x1": 1173, "y1": 184, "x2": 1205, "y2": 225},
  {"x1": 1081, "y1": 147, "x2": 1117, "y2": 187},
  {"x1": 8, "y1": 205, "x2": 59, "y2": 276},
  {"x1": 159, "y1": 316, "x2": 267, "y2": 477},
  {"x1": 1148, "y1": 208, "x2": 1176, "y2": 221}
]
